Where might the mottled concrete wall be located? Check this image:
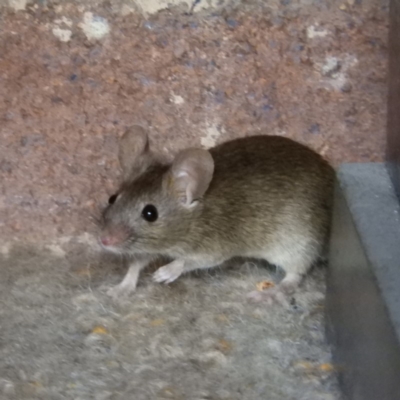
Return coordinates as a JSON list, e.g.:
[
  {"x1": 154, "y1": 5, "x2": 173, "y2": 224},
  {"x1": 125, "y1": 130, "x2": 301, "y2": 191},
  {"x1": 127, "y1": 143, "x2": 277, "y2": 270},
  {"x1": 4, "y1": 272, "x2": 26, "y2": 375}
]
[{"x1": 0, "y1": 0, "x2": 388, "y2": 248}]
